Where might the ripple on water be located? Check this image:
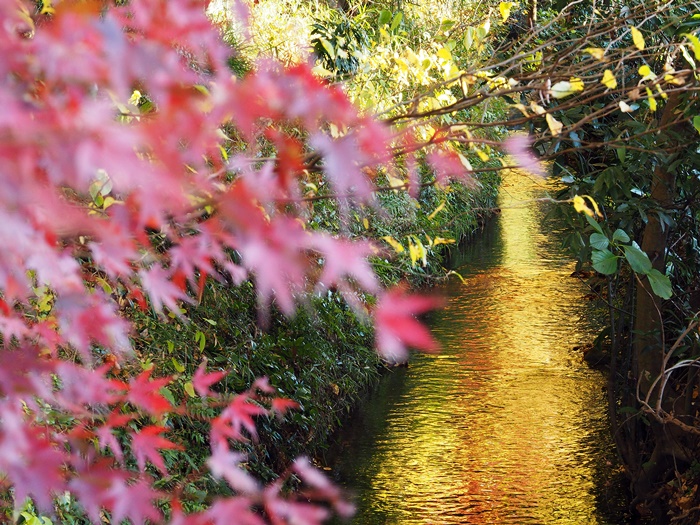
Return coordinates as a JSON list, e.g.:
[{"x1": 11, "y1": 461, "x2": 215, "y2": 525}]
[{"x1": 330, "y1": 172, "x2": 620, "y2": 525}]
